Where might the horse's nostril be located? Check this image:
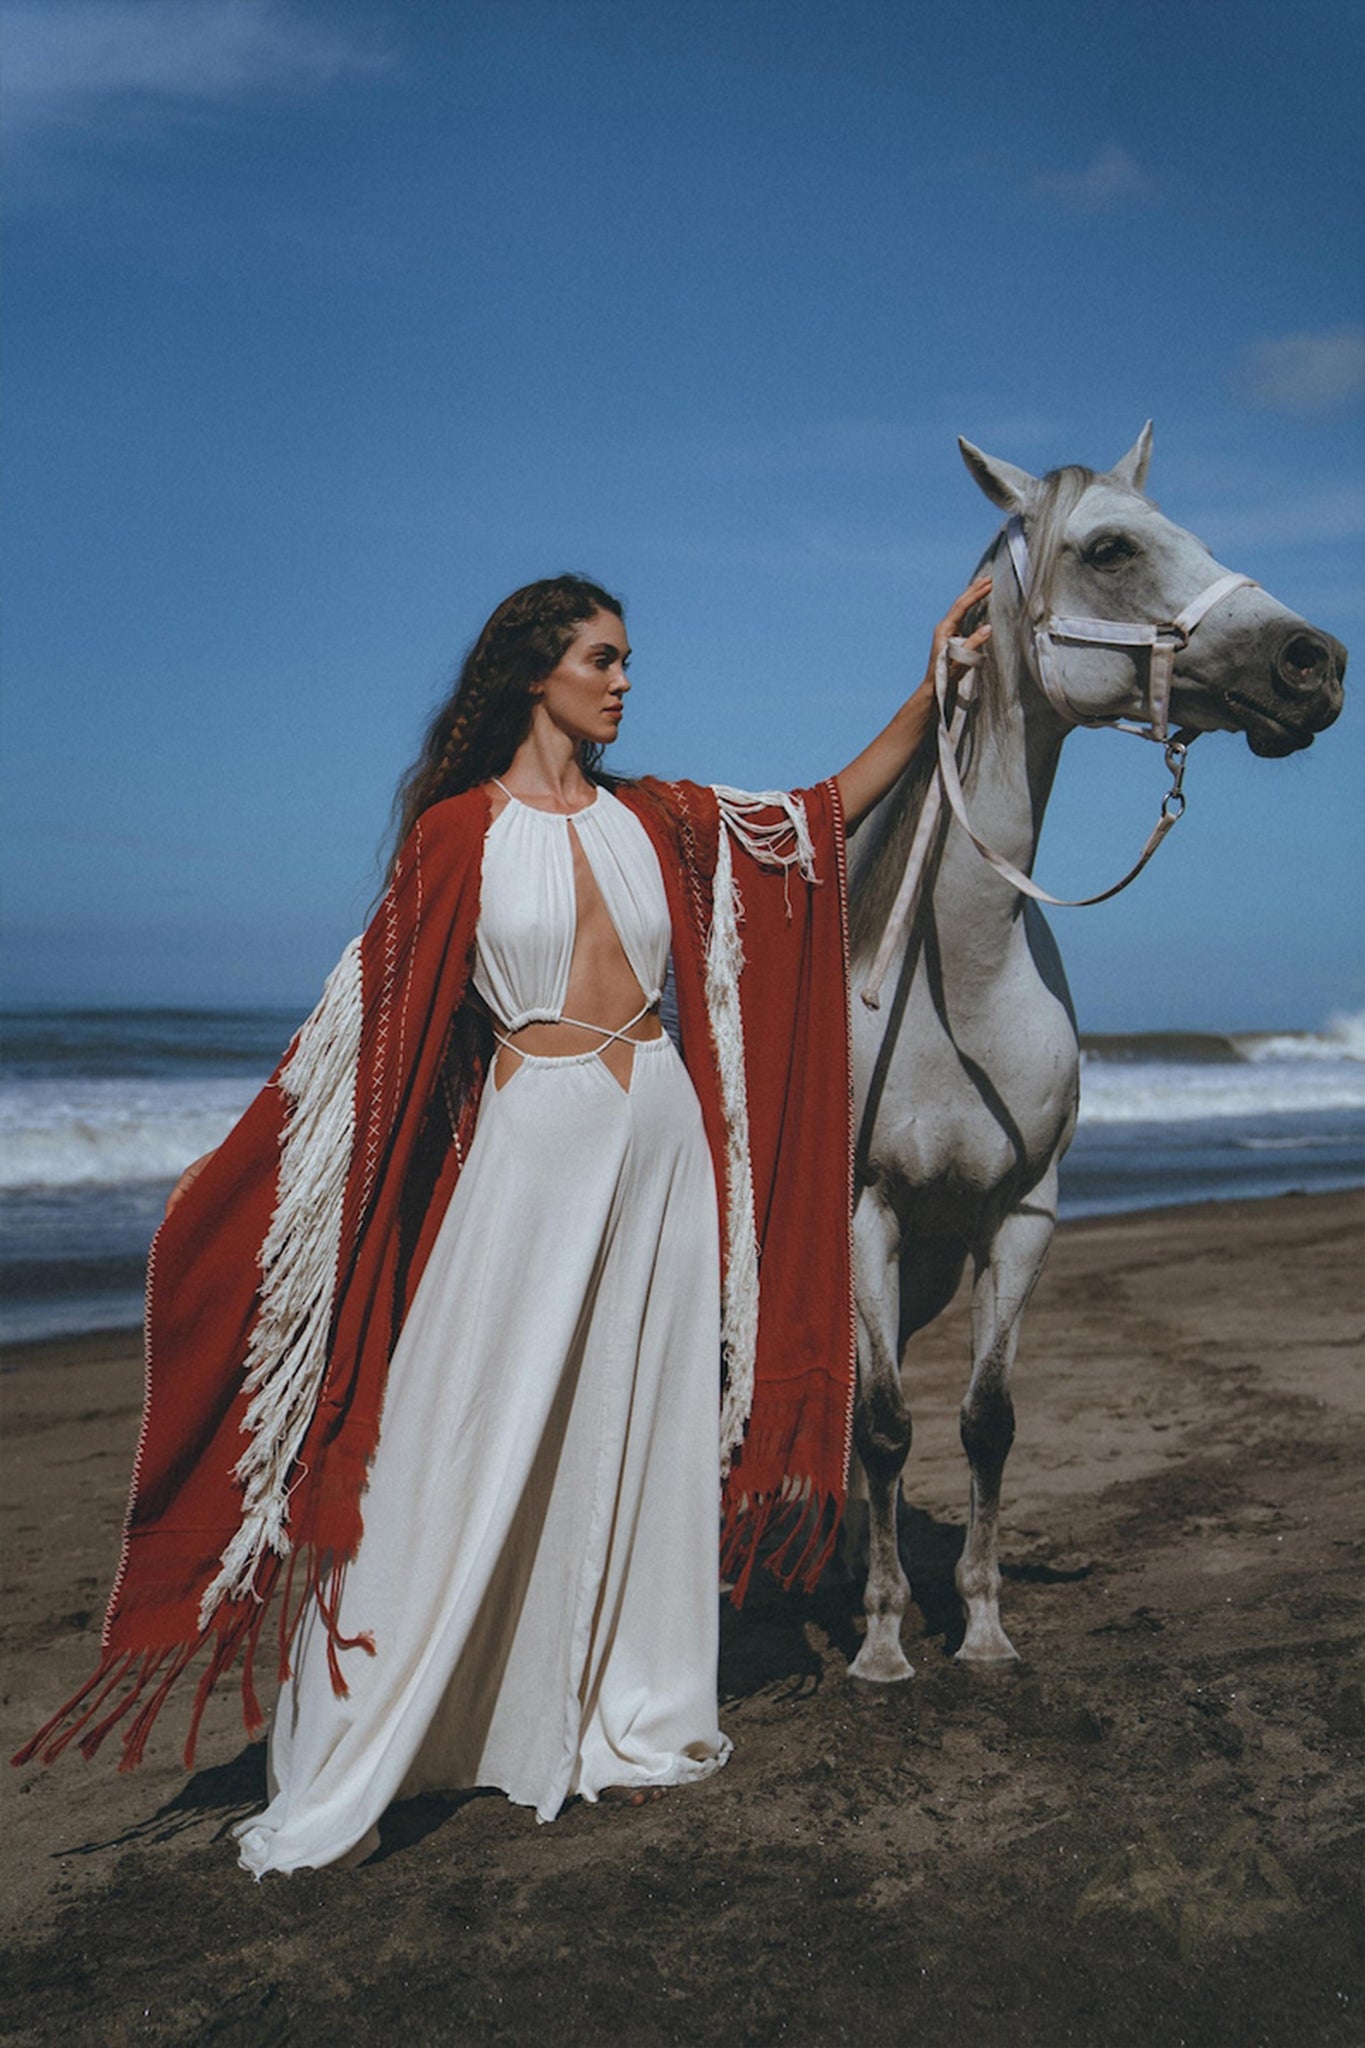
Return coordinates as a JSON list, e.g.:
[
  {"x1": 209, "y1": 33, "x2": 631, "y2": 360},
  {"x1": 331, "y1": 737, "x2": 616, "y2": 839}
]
[{"x1": 1274, "y1": 631, "x2": 1334, "y2": 698}]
